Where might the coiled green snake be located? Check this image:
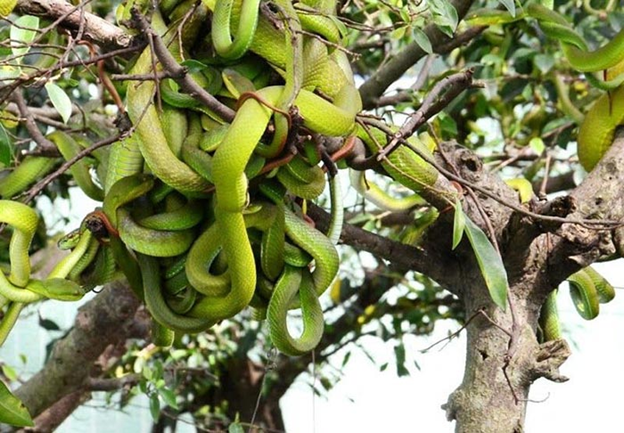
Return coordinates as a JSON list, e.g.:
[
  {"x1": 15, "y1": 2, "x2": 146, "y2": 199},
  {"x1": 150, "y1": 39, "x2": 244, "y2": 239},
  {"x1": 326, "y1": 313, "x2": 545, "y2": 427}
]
[{"x1": 8, "y1": 0, "x2": 620, "y2": 357}]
